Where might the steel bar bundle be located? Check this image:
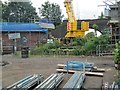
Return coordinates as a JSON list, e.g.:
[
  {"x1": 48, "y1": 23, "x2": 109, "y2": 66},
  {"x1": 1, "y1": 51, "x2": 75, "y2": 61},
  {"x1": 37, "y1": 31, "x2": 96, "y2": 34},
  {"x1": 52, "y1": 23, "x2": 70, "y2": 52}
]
[
  {"x1": 34, "y1": 73, "x2": 64, "y2": 90},
  {"x1": 63, "y1": 72, "x2": 86, "y2": 89},
  {"x1": 7, "y1": 74, "x2": 44, "y2": 90}
]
